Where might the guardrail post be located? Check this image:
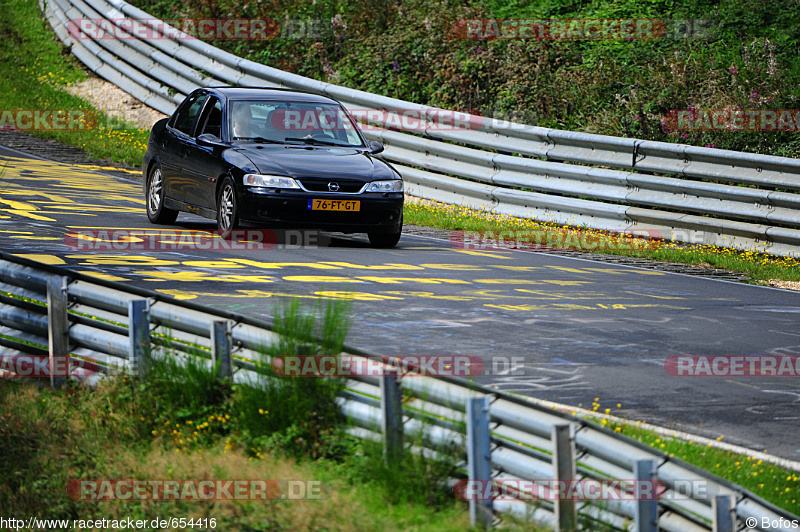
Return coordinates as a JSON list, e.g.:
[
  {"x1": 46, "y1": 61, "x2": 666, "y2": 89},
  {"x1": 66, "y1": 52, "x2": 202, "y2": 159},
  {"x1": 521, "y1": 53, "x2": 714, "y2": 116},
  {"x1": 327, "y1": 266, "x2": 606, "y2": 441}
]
[
  {"x1": 552, "y1": 424, "x2": 577, "y2": 531},
  {"x1": 634, "y1": 459, "x2": 658, "y2": 532},
  {"x1": 467, "y1": 396, "x2": 492, "y2": 529},
  {"x1": 712, "y1": 494, "x2": 735, "y2": 532},
  {"x1": 128, "y1": 299, "x2": 150, "y2": 378},
  {"x1": 47, "y1": 276, "x2": 69, "y2": 388},
  {"x1": 380, "y1": 374, "x2": 403, "y2": 463},
  {"x1": 211, "y1": 320, "x2": 232, "y2": 380}
]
